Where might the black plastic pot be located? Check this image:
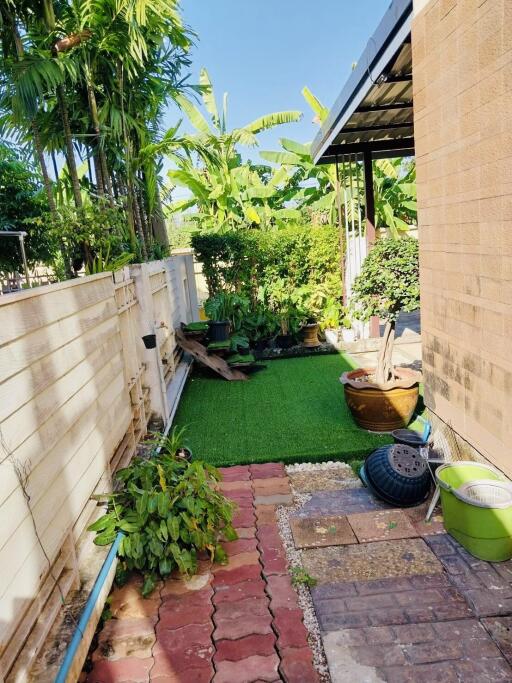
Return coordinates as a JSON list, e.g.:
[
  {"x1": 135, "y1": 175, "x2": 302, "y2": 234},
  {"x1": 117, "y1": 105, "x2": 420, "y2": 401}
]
[
  {"x1": 392, "y1": 429, "x2": 427, "y2": 448},
  {"x1": 276, "y1": 334, "x2": 295, "y2": 349},
  {"x1": 363, "y1": 444, "x2": 431, "y2": 507},
  {"x1": 142, "y1": 333, "x2": 157, "y2": 349},
  {"x1": 254, "y1": 337, "x2": 272, "y2": 352},
  {"x1": 208, "y1": 320, "x2": 230, "y2": 342}
]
